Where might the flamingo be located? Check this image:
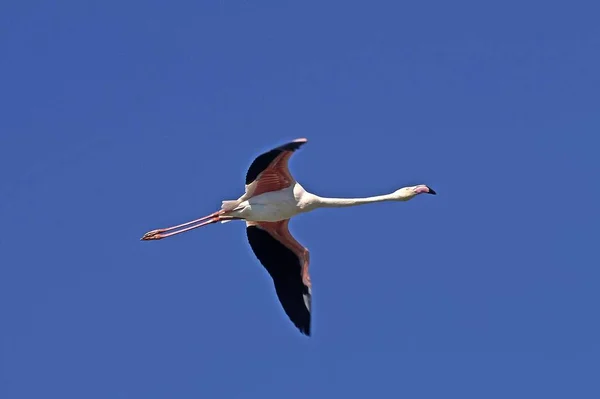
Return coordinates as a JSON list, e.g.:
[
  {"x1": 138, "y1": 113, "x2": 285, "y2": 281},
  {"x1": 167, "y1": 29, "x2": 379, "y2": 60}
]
[{"x1": 141, "y1": 138, "x2": 436, "y2": 336}]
